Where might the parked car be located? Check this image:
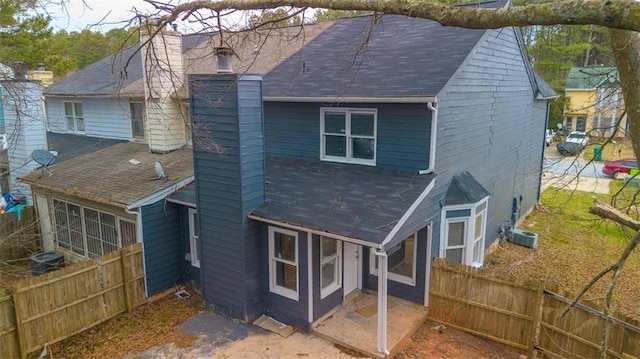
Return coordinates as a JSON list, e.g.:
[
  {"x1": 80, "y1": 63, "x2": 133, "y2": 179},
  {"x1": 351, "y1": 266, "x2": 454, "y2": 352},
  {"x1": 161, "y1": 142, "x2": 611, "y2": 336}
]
[
  {"x1": 545, "y1": 129, "x2": 554, "y2": 147},
  {"x1": 565, "y1": 131, "x2": 589, "y2": 147},
  {"x1": 602, "y1": 158, "x2": 638, "y2": 177},
  {"x1": 556, "y1": 141, "x2": 583, "y2": 156}
]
